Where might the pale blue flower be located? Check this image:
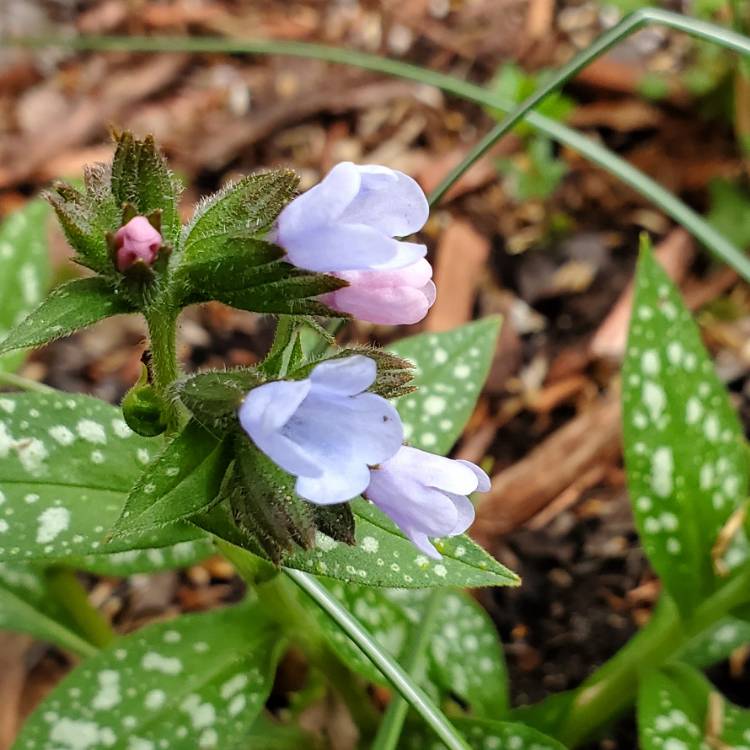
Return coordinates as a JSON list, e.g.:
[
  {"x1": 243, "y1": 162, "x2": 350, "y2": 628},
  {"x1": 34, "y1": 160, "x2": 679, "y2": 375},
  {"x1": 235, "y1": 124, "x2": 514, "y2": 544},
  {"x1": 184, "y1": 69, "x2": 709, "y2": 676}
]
[
  {"x1": 239, "y1": 355, "x2": 403, "y2": 504},
  {"x1": 365, "y1": 446, "x2": 490, "y2": 558},
  {"x1": 271, "y1": 162, "x2": 429, "y2": 273}
]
